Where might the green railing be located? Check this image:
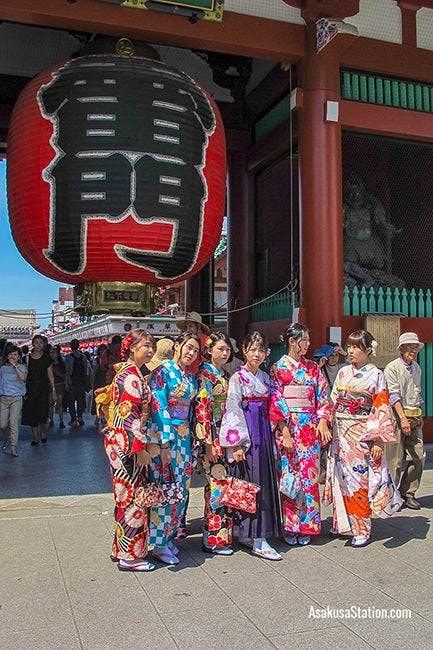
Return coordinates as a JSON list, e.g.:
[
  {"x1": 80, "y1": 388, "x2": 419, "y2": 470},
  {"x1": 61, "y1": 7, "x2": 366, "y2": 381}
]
[
  {"x1": 341, "y1": 70, "x2": 433, "y2": 114},
  {"x1": 251, "y1": 290, "x2": 293, "y2": 322},
  {"x1": 254, "y1": 94, "x2": 290, "y2": 143},
  {"x1": 343, "y1": 285, "x2": 432, "y2": 317},
  {"x1": 343, "y1": 284, "x2": 433, "y2": 416},
  {"x1": 269, "y1": 344, "x2": 285, "y2": 366}
]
